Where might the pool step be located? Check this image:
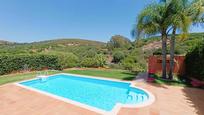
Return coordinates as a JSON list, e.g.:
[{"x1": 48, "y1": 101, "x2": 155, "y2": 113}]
[{"x1": 126, "y1": 92, "x2": 148, "y2": 104}]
